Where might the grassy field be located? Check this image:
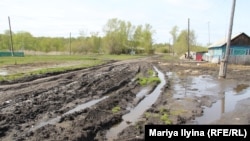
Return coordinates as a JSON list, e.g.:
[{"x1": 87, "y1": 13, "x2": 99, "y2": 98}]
[
  {"x1": 0, "y1": 54, "x2": 145, "y2": 67},
  {"x1": 161, "y1": 54, "x2": 179, "y2": 61},
  {"x1": 0, "y1": 54, "x2": 145, "y2": 81}
]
